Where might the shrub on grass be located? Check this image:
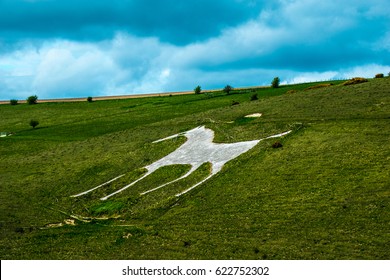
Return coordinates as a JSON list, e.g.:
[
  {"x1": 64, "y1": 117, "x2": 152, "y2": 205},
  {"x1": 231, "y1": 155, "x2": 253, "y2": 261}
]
[
  {"x1": 272, "y1": 141, "x2": 283, "y2": 148},
  {"x1": 231, "y1": 100, "x2": 240, "y2": 106},
  {"x1": 250, "y1": 93, "x2": 258, "y2": 101},
  {"x1": 375, "y1": 73, "x2": 384, "y2": 78},
  {"x1": 15, "y1": 227, "x2": 24, "y2": 234},
  {"x1": 29, "y1": 119, "x2": 39, "y2": 129},
  {"x1": 343, "y1": 77, "x2": 368, "y2": 86},
  {"x1": 194, "y1": 85, "x2": 202, "y2": 94},
  {"x1": 10, "y1": 99, "x2": 18, "y2": 105},
  {"x1": 87, "y1": 96, "x2": 93, "y2": 102},
  {"x1": 223, "y1": 85, "x2": 233, "y2": 95},
  {"x1": 271, "y1": 77, "x2": 280, "y2": 88},
  {"x1": 26, "y1": 95, "x2": 38, "y2": 105}
]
